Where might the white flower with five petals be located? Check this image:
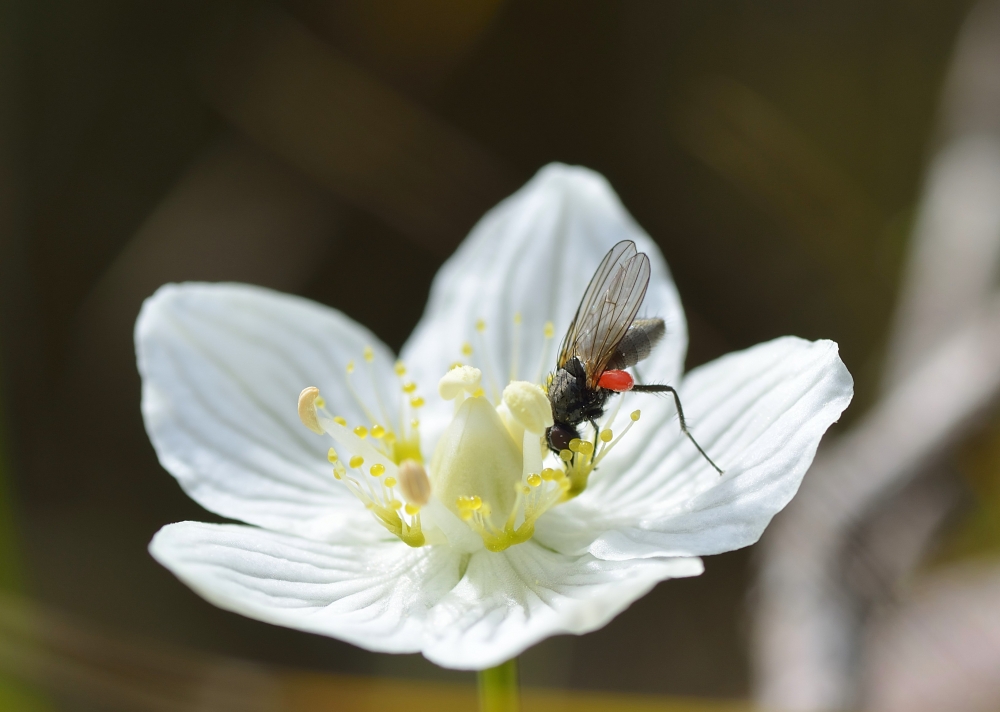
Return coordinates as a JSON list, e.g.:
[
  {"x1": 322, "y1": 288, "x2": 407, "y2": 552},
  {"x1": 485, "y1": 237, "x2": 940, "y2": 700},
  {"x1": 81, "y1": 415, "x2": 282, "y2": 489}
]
[{"x1": 139, "y1": 164, "x2": 853, "y2": 670}]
